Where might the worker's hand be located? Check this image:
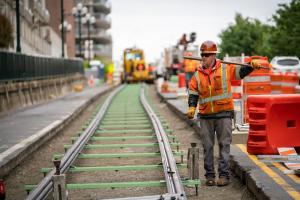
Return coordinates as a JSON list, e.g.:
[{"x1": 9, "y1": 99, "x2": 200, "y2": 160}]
[
  {"x1": 251, "y1": 60, "x2": 261, "y2": 69},
  {"x1": 187, "y1": 107, "x2": 196, "y2": 119}
]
